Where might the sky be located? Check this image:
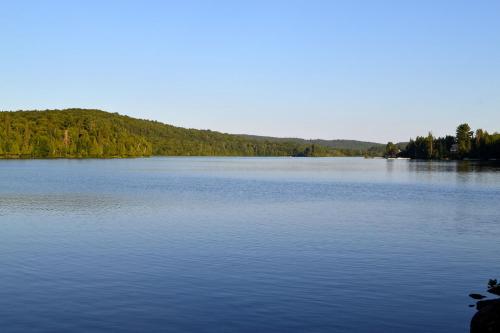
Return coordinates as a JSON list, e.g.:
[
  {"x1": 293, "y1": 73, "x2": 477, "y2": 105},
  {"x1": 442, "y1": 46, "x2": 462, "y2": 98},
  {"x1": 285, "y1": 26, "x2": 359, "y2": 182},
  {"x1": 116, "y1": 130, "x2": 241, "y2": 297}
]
[{"x1": 0, "y1": 0, "x2": 499, "y2": 143}]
